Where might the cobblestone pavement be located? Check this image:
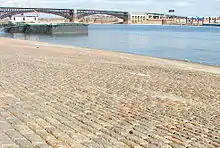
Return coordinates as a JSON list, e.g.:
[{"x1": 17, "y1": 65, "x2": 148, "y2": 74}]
[{"x1": 0, "y1": 38, "x2": 220, "y2": 148}]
